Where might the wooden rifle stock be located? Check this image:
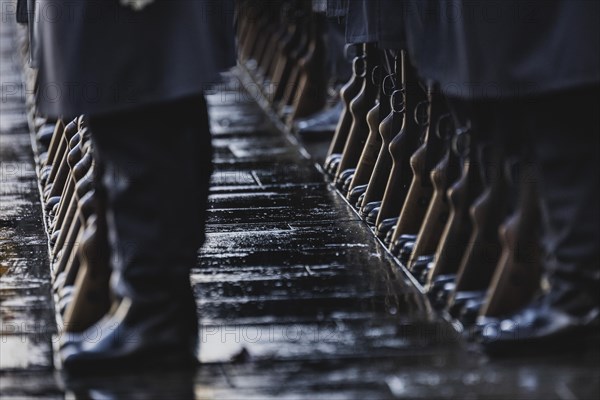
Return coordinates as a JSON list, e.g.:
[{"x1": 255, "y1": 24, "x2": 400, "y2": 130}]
[
  {"x1": 257, "y1": 5, "x2": 285, "y2": 80},
  {"x1": 348, "y1": 64, "x2": 385, "y2": 194},
  {"x1": 325, "y1": 45, "x2": 366, "y2": 167},
  {"x1": 359, "y1": 58, "x2": 400, "y2": 210},
  {"x1": 347, "y1": 102, "x2": 380, "y2": 193},
  {"x1": 375, "y1": 51, "x2": 424, "y2": 229},
  {"x1": 258, "y1": 20, "x2": 284, "y2": 84},
  {"x1": 278, "y1": 13, "x2": 311, "y2": 113},
  {"x1": 430, "y1": 127, "x2": 483, "y2": 279},
  {"x1": 271, "y1": 13, "x2": 303, "y2": 103},
  {"x1": 63, "y1": 196, "x2": 111, "y2": 333},
  {"x1": 239, "y1": 1, "x2": 264, "y2": 62},
  {"x1": 408, "y1": 146, "x2": 460, "y2": 270},
  {"x1": 480, "y1": 162, "x2": 541, "y2": 317},
  {"x1": 333, "y1": 43, "x2": 379, "y2": 184},
  {"x1": 391, "y1": 86, "x2": 445, "y2": 246},
  {"x1": 289, "y1": 14, "x2": 327, "y2": 121},
  {"x1": 451, "y1": 145, "x2": 509, "y2": 295}
]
